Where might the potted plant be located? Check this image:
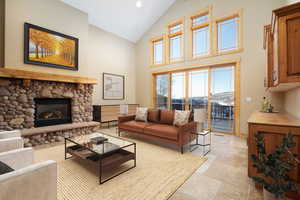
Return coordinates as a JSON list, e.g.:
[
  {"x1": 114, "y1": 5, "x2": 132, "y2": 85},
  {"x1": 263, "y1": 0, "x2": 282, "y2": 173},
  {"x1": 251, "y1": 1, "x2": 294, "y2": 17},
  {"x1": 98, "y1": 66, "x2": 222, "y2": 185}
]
[{"x1": 251, "y1": 133, "x2": 300, "y2": 200}]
